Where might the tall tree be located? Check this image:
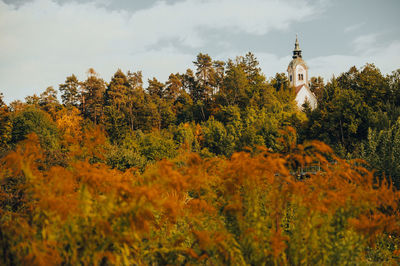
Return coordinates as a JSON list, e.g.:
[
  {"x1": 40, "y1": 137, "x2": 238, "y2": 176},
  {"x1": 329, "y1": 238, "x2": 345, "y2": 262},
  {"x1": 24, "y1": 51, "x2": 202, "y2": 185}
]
[
  {"x1": 39, "y1": 87, "x2": 60, "y2": 115},
  {"x1": 127, "y1": 70, "x2": 143, "y2": 90},
  {"x1": 240, "y1": 52, "x2": 263, "y2": 85},
  {"x1": 59, "y1": 74, "x2": 81, "y2": 107},
  {"x1": 219, "y1": 60, "x2": 249, "y2": 107},
  {"x1": 147, "y1": 77, "x2": 165, "y2": 99},
  {"x1": 388, "y1": 69, "x2": 400, "y2": 106},
  {"x1": 362, "y1": 119, "x2": 400, "y2": 189},
  {"x1": 25, "y1": 94, "x2": 40, "y2": 105},
  {"x1": 337, "y1": 64, "x2": 389, "y2": 111},
  {"x1": 106, "y1": 69, "x2": 130, "y2": 111},
  {"x1": 165, "y1": 73, "x2": 183, "y2": 101},
  {"x1": 213, "y1": 60, "x2": 225, "y2": 93},
  {"x1": 193, "y1": 53, "x2": 216, "y2": 99},
  {"x1": 271, "y1": 73, "x2": 290, "y2": 92},
  {"x1": 82, "y1": 68, "x2": 106, "y2": 124},
  {"x1": 0, "y1": 93, "x2": 12, "y2": 151},
  {"x1": 309, "y1": 76, "x2": 324, "y2": 103}
]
